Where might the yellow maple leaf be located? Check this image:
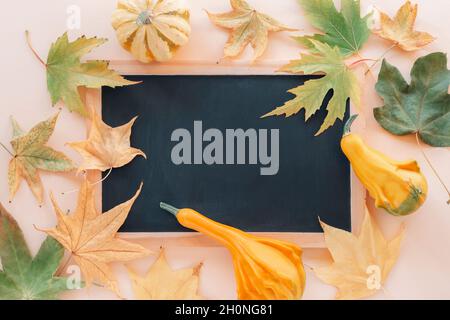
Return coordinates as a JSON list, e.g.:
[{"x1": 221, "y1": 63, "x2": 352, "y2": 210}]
[
  {"x1": 314, "y1": 207, "x2": 405, "y2": 300},
  {"x1": 68, "y1": 108, "x2": 146, "y2": 172},
  {"x1": 40, "y1": 179, "x2": 151, "y2": 294},
  {"x1": 7, "y1": 113, "x2": 75, "y2": 204},
  {"x1": 128, "y1": 249, "x2": 203, "y2": 300},
  {"x1": 207, "y1": 0, "x2": 296, "y2": 59},
  {"x1": 374, "y1": 1, "x2": 435, "y2": 51}
]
